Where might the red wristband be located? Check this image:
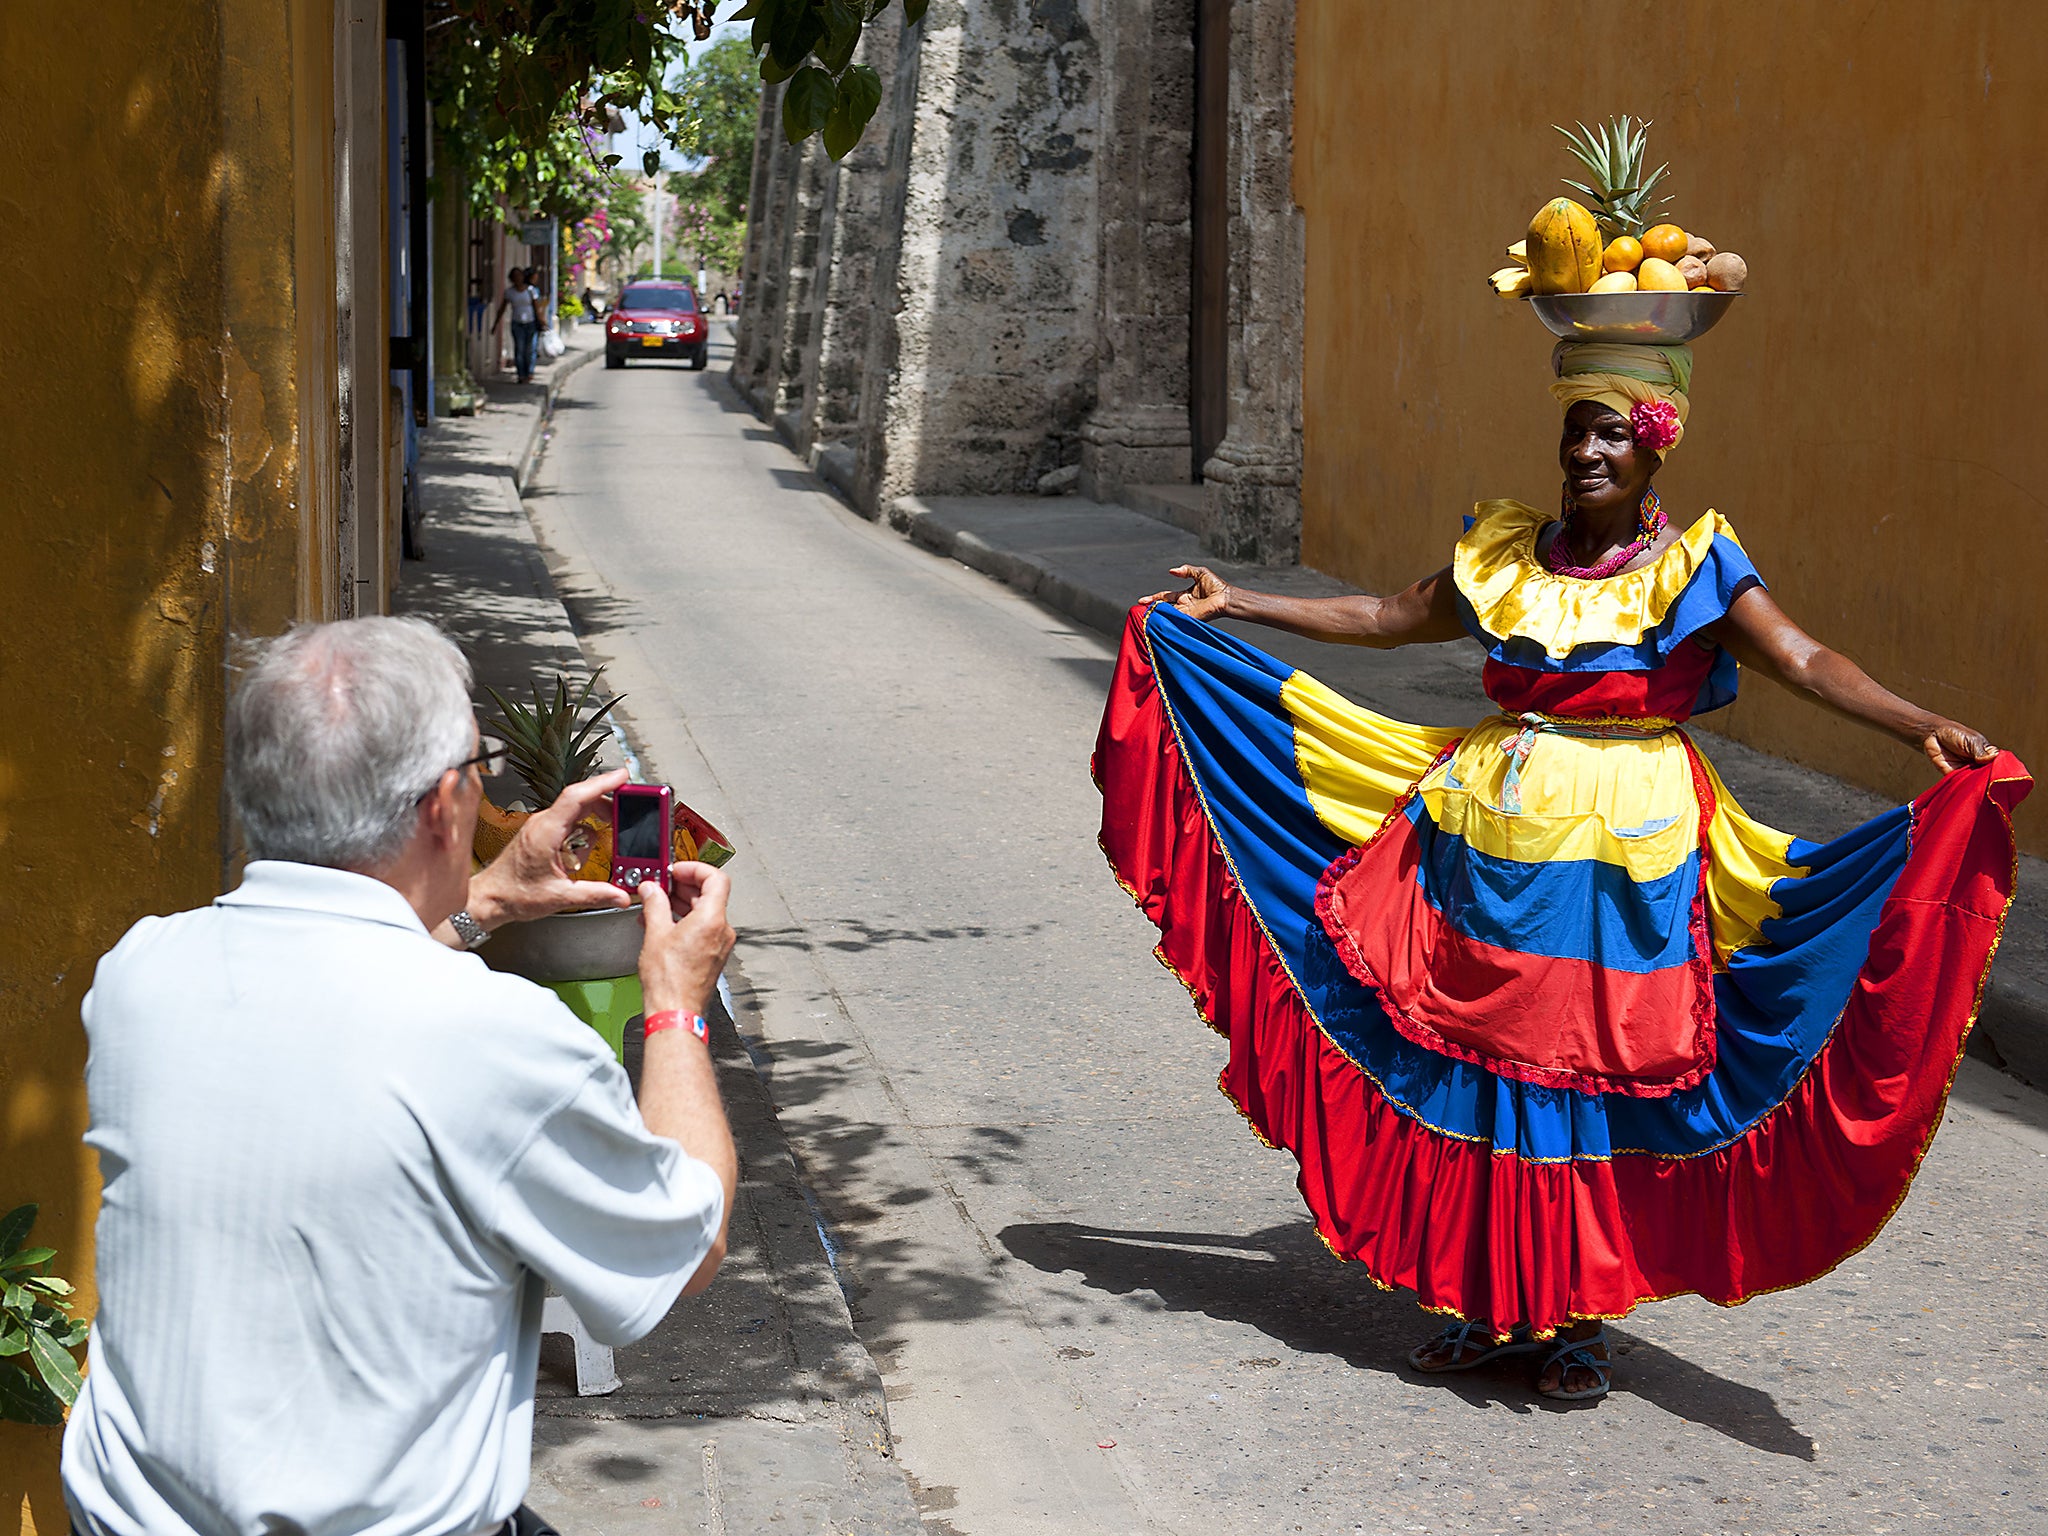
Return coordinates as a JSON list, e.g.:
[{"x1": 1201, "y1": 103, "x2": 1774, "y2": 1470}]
[{"x1": 643, "y1": 1010, "x2": 709, "y2": 1043}]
